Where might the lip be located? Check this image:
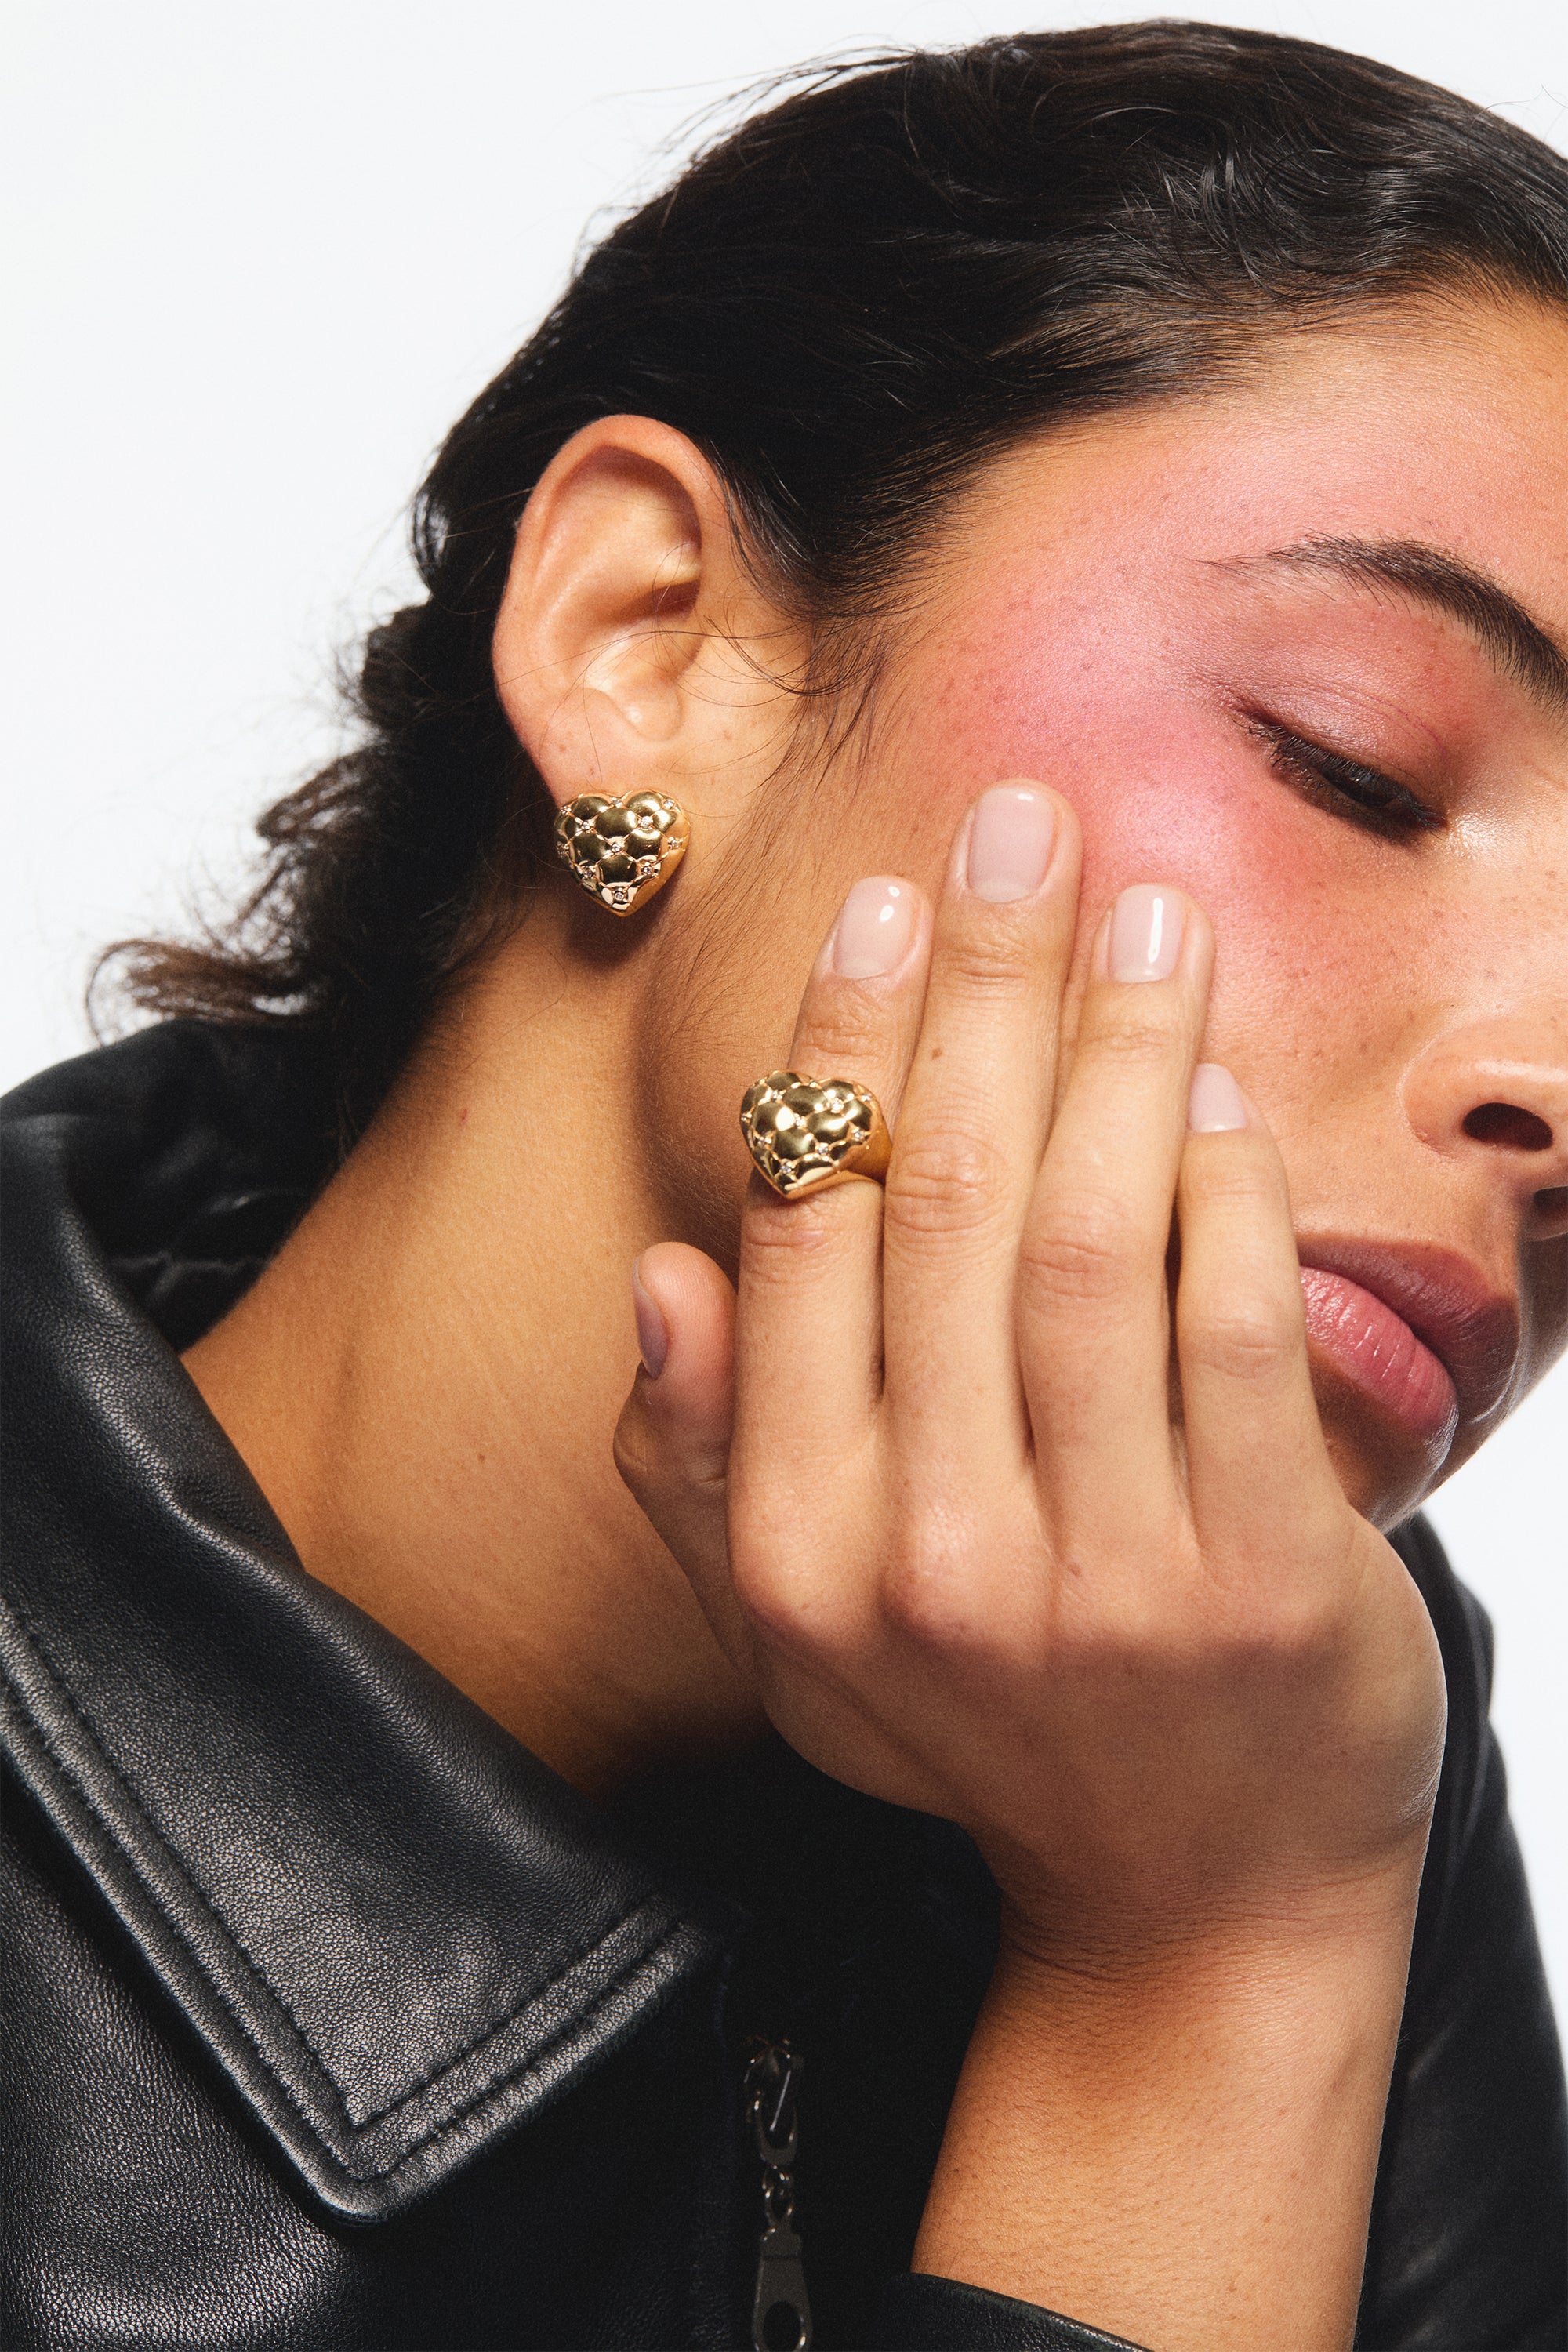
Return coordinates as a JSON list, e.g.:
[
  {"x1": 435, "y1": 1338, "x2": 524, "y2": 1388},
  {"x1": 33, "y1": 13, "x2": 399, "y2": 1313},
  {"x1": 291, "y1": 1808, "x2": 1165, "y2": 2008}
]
[{"x1": 1294, "y1": 1239, "x2": 1520, "y2": 1449}]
